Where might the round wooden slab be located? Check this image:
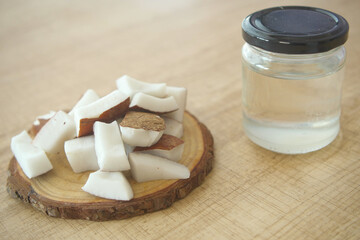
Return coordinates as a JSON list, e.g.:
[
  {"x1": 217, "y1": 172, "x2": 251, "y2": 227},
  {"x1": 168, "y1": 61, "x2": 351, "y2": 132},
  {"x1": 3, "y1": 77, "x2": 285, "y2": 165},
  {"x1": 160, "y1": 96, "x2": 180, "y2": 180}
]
[{"x1": 6, "y1": 111, "x2": 214, "y2": 221}]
